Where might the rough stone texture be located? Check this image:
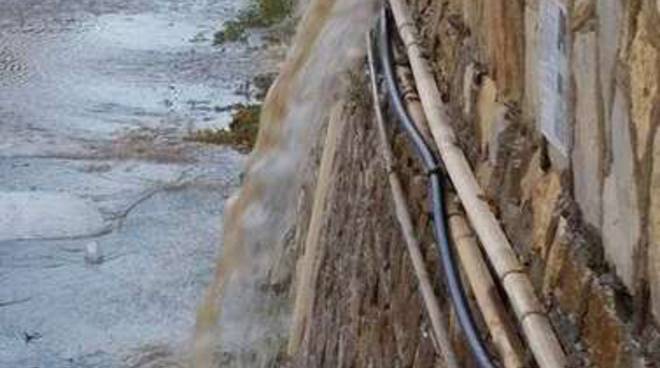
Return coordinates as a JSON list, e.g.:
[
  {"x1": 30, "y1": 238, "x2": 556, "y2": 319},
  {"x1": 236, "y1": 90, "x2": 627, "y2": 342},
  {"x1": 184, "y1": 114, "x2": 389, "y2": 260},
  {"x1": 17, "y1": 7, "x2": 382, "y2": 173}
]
[
  {"x1": 278, "y1": 0, "x2": 660, "y2": 366},
  {"x1": 523, "y1": 1, "x2": 540, "y2": 122},
  {"x1": 635, "y1": 0, "x2": 660, "y2": 329},
  {"x1": 596, "y1": 0, "x2": 623, "y2": 121},
  {"x1": 554, "y1": 243, "x2": 594, "y2": 321},
  {"x1": 286, "y1": 90, "x2": 444, "y2": 368},
  {"x1": 476, "y1": 77, "x2": 510, "y2": 165},
  {"x1": 482, "y1": 0, "x2": 524, "y2": 102},
  {"x1": 603, "y1": 87, "x2": 641, "y2": 290},
  {"x1": 571, "y1": 30, "x2": 603, "y2": 230},
  {"x1": 629, "y1": 2, "x2": 659, "y2": 161},
  {"x1": 476, "y1": 77, "x2": 498, "y2": 155},
  {"x1": 581, "y1": 281, "x2": 629, "y2": 368},
  {"x1": 403, "y1": 0, "x2": 659, "y2": 364},
  {"x1": 652, "y1": 127, "x2": 660, "y2": 323},
  {"x1": 542, "y1": 217, "x2": 568, "y2": 295},
  {"x1": 531, "y1": 171, "x2": 562, "y2": 260}
]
